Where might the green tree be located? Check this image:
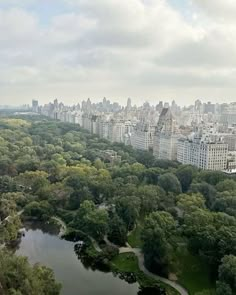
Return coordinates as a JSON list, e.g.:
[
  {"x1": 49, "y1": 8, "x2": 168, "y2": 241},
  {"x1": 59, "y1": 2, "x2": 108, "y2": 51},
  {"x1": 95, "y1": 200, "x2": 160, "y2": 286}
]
[
  {"x1": 73, "y1": 200, "x2": 109, "y2": 240},
  {"x1": 0, "y1": 250, "x2": 61, "y2": 295},
  {"x1": 107, "y1": 213, "x2": 127, "y2": 246},
  {"x1": 115, "y1": 196, "x2": 141, "y2": 230},
  {"x1": 218, "y1": 255, "x2": 236, "y2": 293},
  {"x1": 158, "y1": 173, "x2": 182, "y2": 194},
  {"x1": 141, "y1": 211, "x2": 176, "y2": 275},
  {"x1": 216, "y1": 180, "x2": 236, "y2": 192},
  {"x1": 216, "y1": 281, "x2": 232, "y2": 295},
  {"x1": 190, "y1": 182, "x2": 216, "y2": 209},
  {"x1": 176, "y1": 165, "x2": 196, "y2": 192}
]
